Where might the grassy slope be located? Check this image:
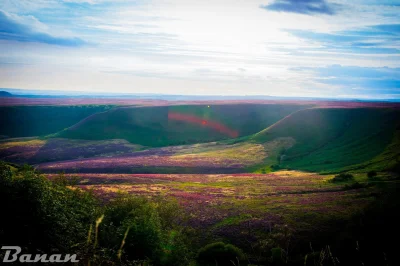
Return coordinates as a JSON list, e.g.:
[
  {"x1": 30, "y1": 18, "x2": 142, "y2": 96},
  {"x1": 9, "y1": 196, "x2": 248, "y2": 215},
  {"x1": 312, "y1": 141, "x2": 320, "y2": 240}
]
[
  {"x1": 57, "y1": 104, "x2": 308, "y2": 146},
  {"x1": 338, "y1": 127, "x2": 400, "y2": 173},
  {"x1": 2, "y1": 104, "x2": 399, "y2": 174},
  {"x1": 250, "y1": 108, "x2": 400, "y2": 173},
  {"x1": 0, "y1": 105, "x2": 114, "y2": 138}
]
